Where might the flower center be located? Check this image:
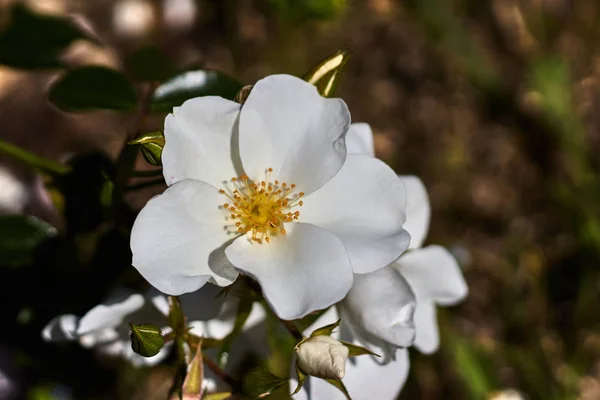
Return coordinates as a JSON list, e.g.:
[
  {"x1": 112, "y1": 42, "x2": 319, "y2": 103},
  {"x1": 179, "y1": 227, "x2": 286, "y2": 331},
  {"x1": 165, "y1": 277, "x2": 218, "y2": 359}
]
[{"x1": 219, "y1": 168, "x2": 304, "y2": 244}]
